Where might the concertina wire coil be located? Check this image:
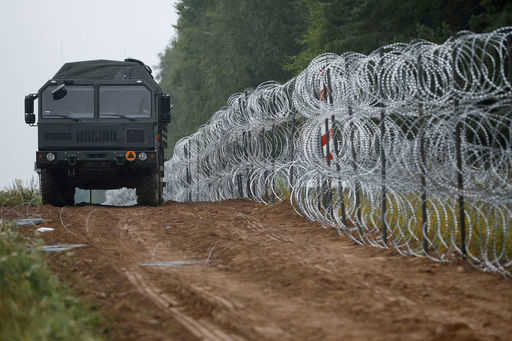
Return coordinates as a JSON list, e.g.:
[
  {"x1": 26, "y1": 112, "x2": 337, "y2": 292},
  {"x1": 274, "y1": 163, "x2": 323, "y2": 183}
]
[{"x1": 163, "y1": 27, "x2": 512, "y2": 276}]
